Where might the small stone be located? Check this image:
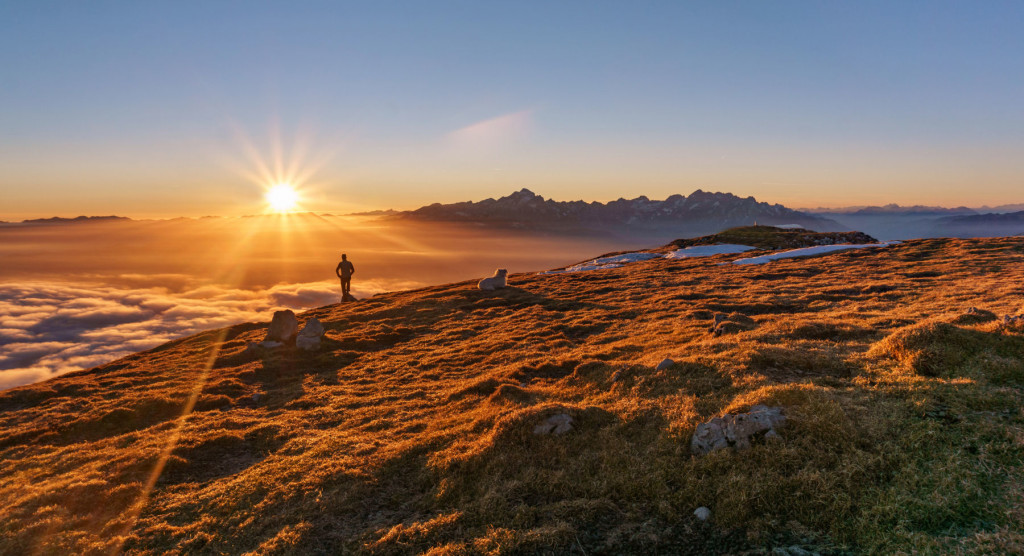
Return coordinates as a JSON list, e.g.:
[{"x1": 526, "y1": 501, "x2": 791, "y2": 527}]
[
  {"x1": 533, "y1": 413, "x2": 574, "y2": 435},
  {"x1": 252, "y1": 393, "x2": 262, "y2": 403},
  {"x1": 786, "y1": 547, "x2": 813, "y2": 556},
  {"x1": 610, "y1": 370, "x2": 621, "y2": 383},
  {"x1": 259, "y1": 340, "x2": 284, "y2": 349},
  {"x1": 693, "y1": 506, "x2": 711, "y2": 521},
  {"x1": 709, "y1": 313, "x2": 730, "y2": 333},
  {"x1": 655, "y1": 358, "x2": 674, "y2": 371}
]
